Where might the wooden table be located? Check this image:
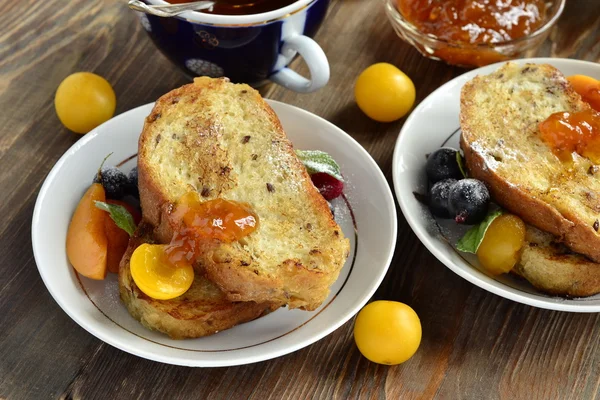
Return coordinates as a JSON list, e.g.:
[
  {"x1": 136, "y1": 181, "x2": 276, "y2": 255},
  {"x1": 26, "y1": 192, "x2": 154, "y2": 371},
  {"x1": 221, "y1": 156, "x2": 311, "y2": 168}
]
[{"x1": 2, "y1": 0, "x2": 600, "y2": 398}]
